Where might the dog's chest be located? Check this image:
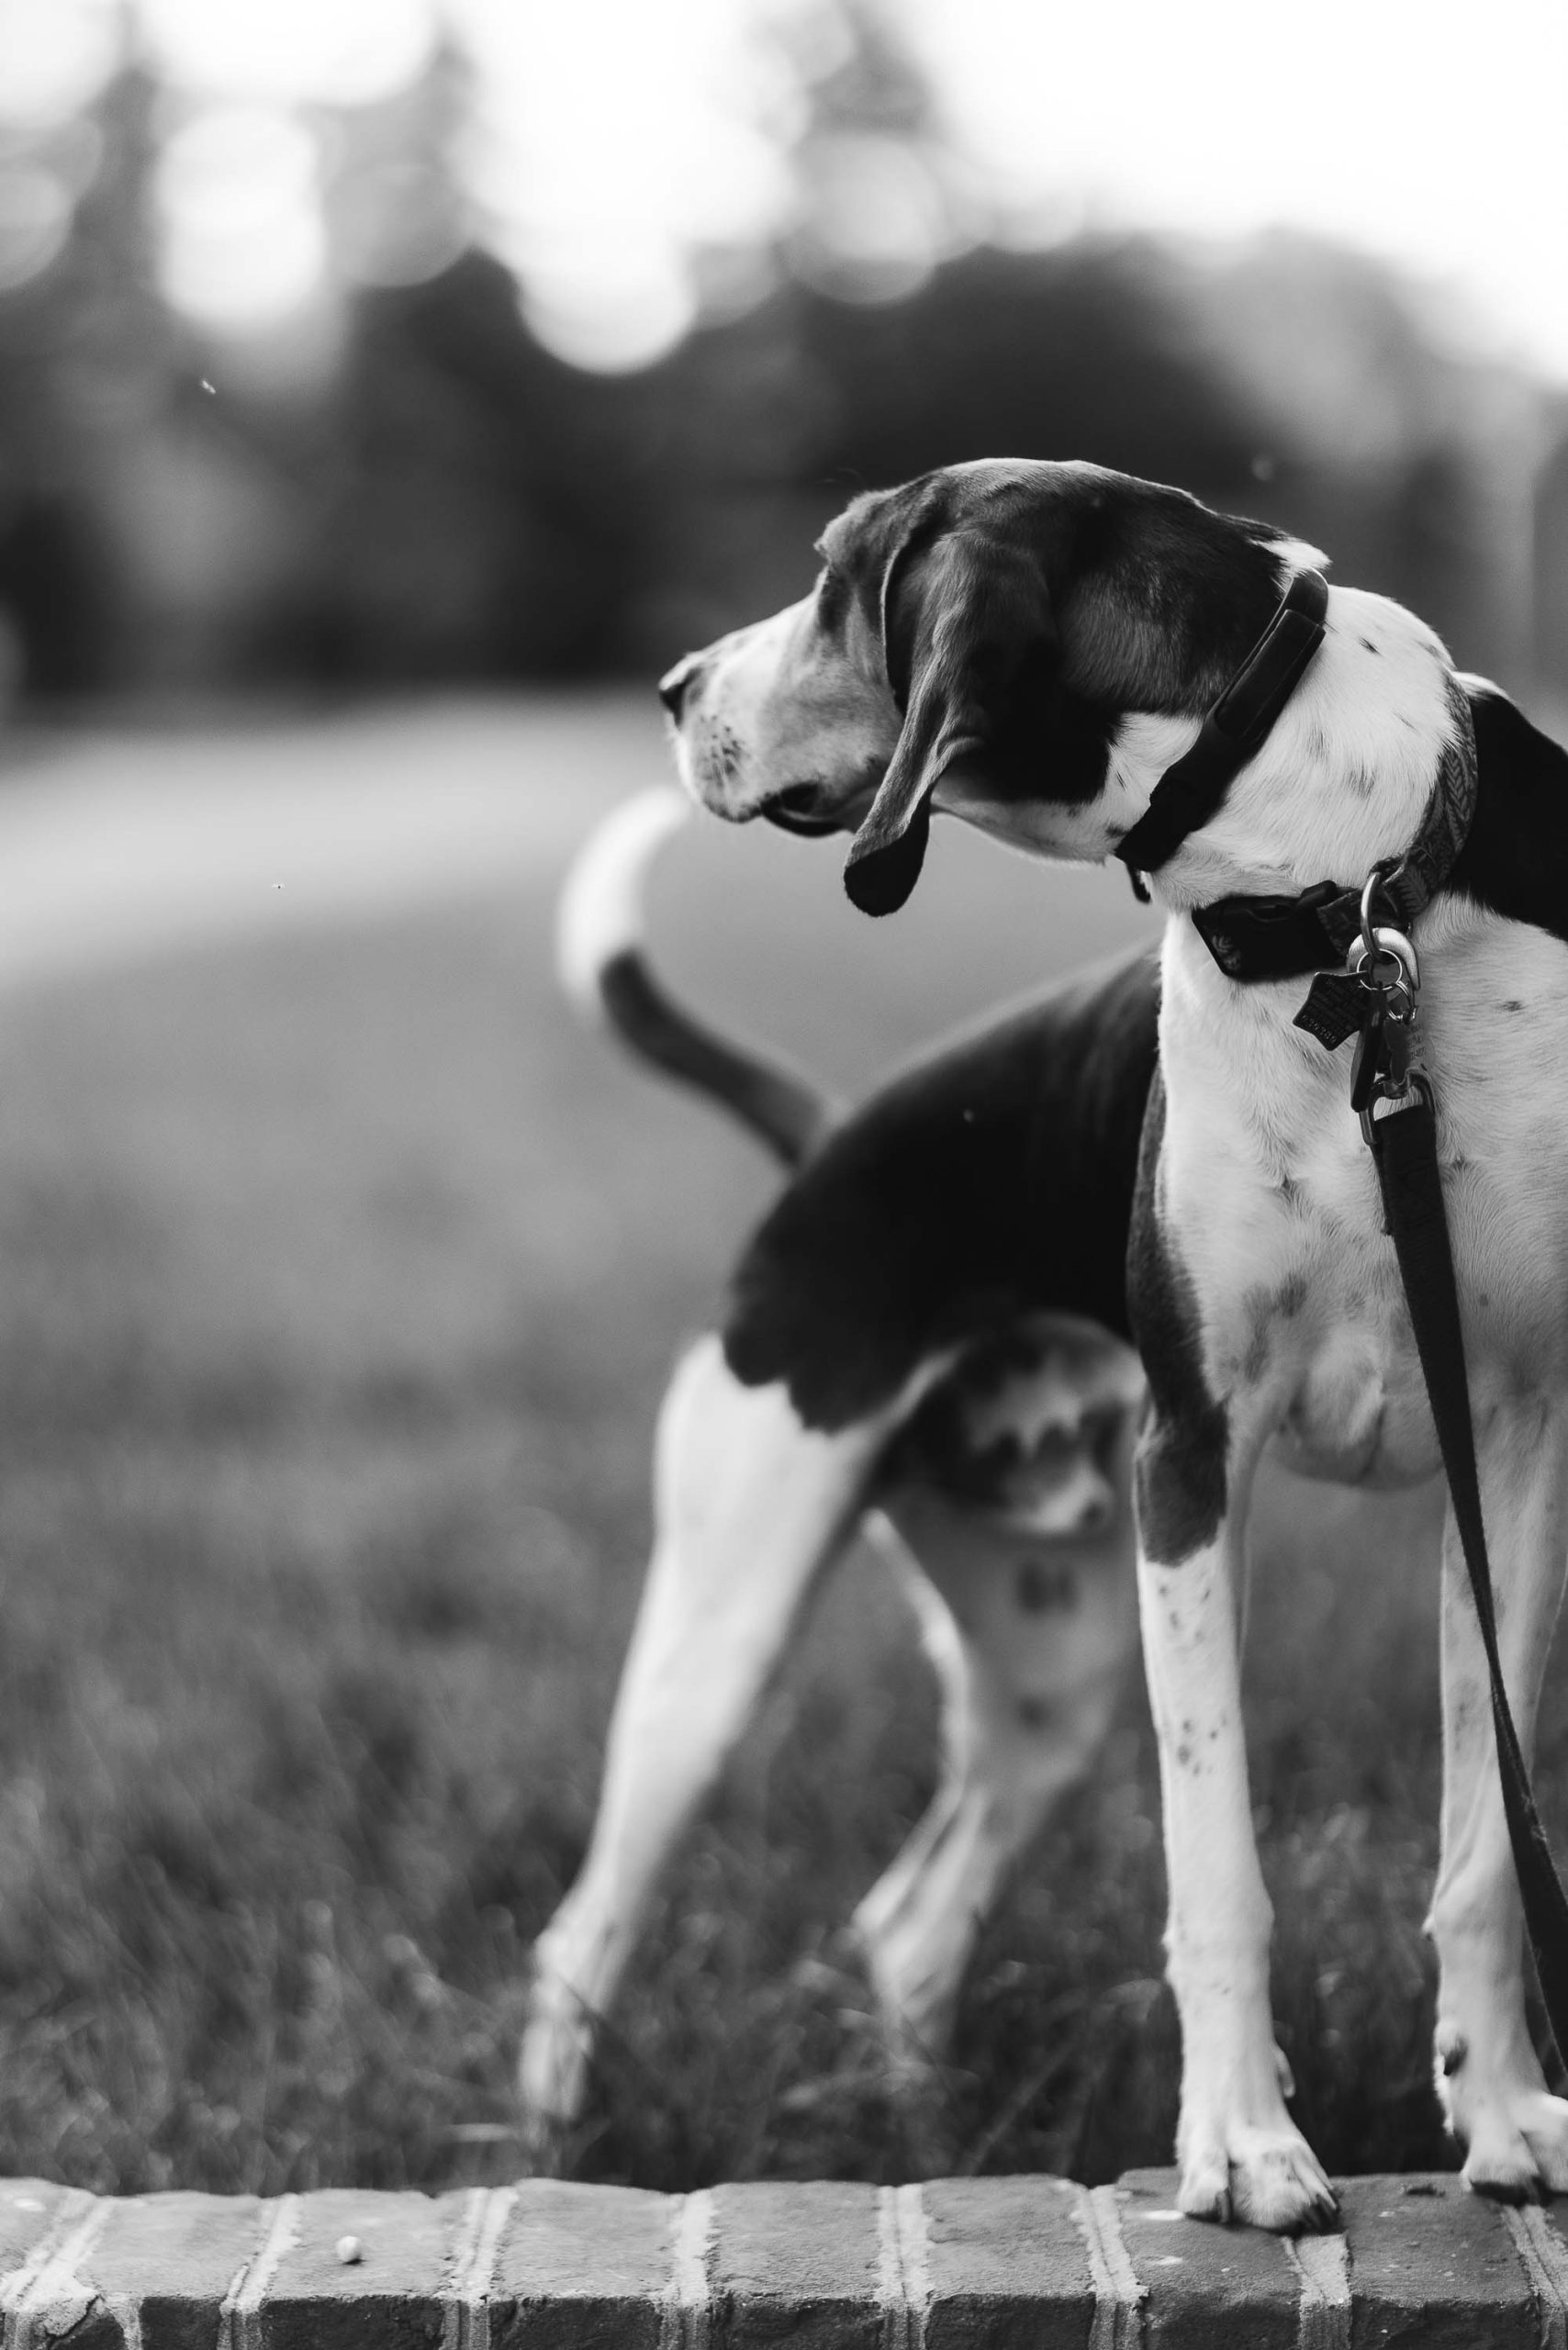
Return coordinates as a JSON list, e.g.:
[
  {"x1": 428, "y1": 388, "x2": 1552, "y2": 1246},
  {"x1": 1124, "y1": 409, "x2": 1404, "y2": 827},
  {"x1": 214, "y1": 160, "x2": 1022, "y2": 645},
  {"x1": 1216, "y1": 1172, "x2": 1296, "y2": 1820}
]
[{"x1": 1166, "y1": 907, "x2": 1568, "y2": 1483}]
